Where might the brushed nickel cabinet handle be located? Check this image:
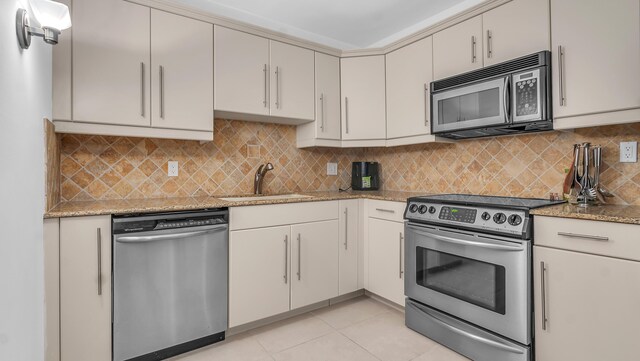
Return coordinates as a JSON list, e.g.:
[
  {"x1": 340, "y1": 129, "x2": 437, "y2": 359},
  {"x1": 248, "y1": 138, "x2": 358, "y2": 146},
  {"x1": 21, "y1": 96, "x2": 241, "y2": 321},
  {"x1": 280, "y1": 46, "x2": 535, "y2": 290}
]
[
  {"x1": 424, "y1": 83, "x2": 429, "y2": 127},
  {"x1": 344, "y1": 208, "x2": 348, "y2": 250},
  {"x1": 263, "y1": 64, "x2": 268, "y2": 107},
  {"x1": 159, "y1": 65, "x2": 165, "y2": 119},
  {"x1": 540, "y1": 261, "x2": 548, "y2": 330},
  {"x1": 344, "y1": 97, "x2": 349, "y2": 134},
  {"x1": 97, "y1": 228, "x2": 102, "y2": 296},
  {"x1": 284, "y1": 235, "x2": 288, "y2": 284},
  {"x1": 320, "y1": 93, "x2": 325, "y2": 131},
  {"x1": 375, "y1": 208, "x2": 395, "y2": 213},
  {"x1": 297, "y1": 233, "x2": 301, "y2": 281},
  {"x1": 558, "y1": 45, "x2": 566, "y2": 106},
  {"x1": 487, "y1": 30, "x2": 493, "y2": 58},
  {"x1": 471, "y1": 36, "x2": 477, "y2": 63},
  {"x1": 140, "y1": 62, "x2": 145, "y2": 117},
  {"x1": 399, "y1": 232, "x2": 404, "y2": 279},
  {"x1": 557, "y1": 232, "x2": 609, "y2": 242},
  {"x1": 275, "y1": 66, "x2": 280, "y2": 109}
]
